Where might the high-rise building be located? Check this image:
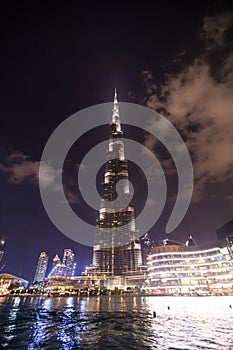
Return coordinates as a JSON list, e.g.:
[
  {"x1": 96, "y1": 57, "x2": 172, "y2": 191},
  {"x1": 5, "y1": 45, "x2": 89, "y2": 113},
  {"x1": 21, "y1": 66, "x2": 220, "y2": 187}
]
[
  {"x1": 92, "y1": 91, "x2": 142, "y2": 275},
  {"x1": 33, "y1": 251, "x2": 49, "y2": 284},
  {"x1": 62, "y1": 249, "x2": 75, "y2": 277},
  {"x1": 48, "y1": 250, "x2": 74, "y2": 278},
  {"x1": 0, "y1": 239, "x2": 5, "y2": 265},
  {"x1": 52, "y1": 254, "x2": 61, "y2": 269},
  {"x1": 48, "y1": 254, "x2": 63, "y2": 278},
  {"x1": 140, "y1": 233, "x2": 154, "y2": 266}
]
